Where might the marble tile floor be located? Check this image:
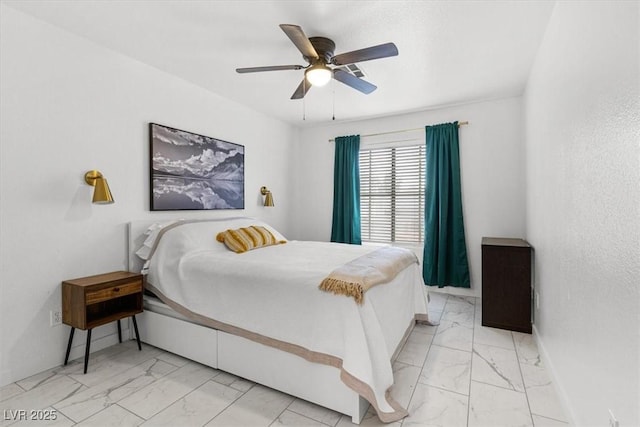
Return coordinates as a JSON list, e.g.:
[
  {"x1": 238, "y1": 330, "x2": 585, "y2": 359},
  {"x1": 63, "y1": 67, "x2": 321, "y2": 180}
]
[{"x1": 1, "y1": 293, "x2": 568, "y2": 427}]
